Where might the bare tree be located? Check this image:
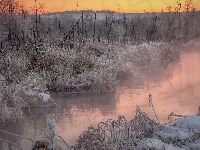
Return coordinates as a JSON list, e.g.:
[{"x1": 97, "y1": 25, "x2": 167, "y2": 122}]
[{"x1": 146, "y1": 24, "x2": 157, "y2": 42}]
